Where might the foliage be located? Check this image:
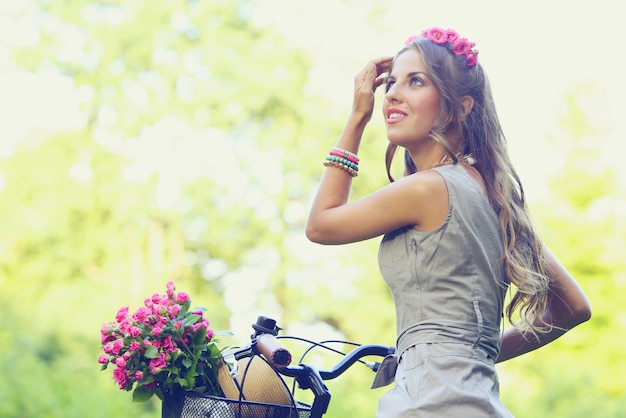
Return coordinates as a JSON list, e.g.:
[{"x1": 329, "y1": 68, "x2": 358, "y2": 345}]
[
  {"x1": 0, "y1": 0, "x2": 623, "y2": 417},
  {"x1": 99, "y1": 282, "x2": 228, "y2": 402}
]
